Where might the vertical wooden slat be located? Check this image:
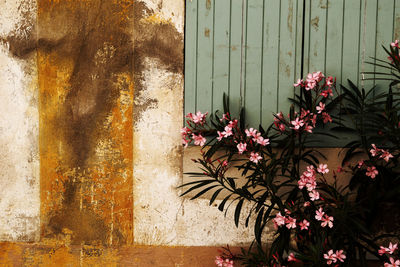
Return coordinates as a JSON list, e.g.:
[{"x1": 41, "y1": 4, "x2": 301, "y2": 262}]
[
  {"x1": 342, "y1": 0, "x2": 362, "y2": 87},
  {"x1": 261, "y1": 0, "x2": 280, "y2": 124},
  {"x1": 325, "y1": 0, "x2": 344, "y2": 83},
  {"x1": 294, "y1": 0, "x2": 305, "y2": 85},
  {"x1": 244, "y1": 0, "x2": 264, "y2": 126},
  {"x1": 375, "y1": 0, "x2": 395, "y2": 90},
  {"x1": 303, "y1": 0, "x2": 311, "y2": 75},
  {"x1": 229, "y1": 0, "x2": 244, "y2": 117},
  {"x1": 394, "y1": 1, "x2": 400, "y2": 40},
  {"x1": 196, "y1": 0, "x2": 214, "y2": 113},
  {"x1": 184, "y1": 0, "x2": 198, "y2": 116},
  {"x1": 213, "y1": 0, "x2": 231, "y2": 115},
  {"x1": 359, "y1": 0, "x2": 378, "y2": 90},
  {"x1": 278, "y1": 0, "x2": 297, "y2": 113},
  {"x1": 308, "y1": 0, "x2": 327, "y2": 73}
]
